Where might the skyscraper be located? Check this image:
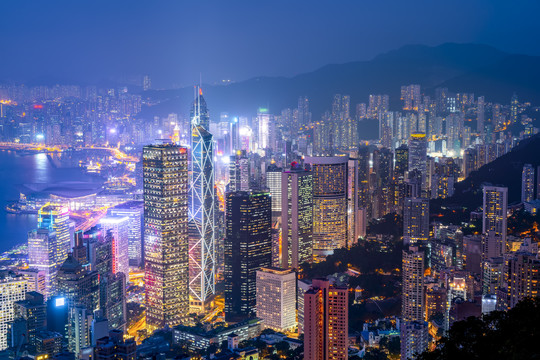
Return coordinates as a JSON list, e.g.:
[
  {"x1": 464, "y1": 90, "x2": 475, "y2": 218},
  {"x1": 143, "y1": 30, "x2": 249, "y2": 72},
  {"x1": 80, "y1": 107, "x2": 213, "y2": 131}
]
[
  {"x1": 402, "y1": 246, "x2": 425, "y2": 322},
  {"x1": 510, "y1": 93, "x2": 519, "y2": 124},
  {"x1": 56, "y1": 254, "x2": 100, "y2": 314},
  {"x1": 400, "y1": 320, "x2": 429, "y2": 360},
  {"x1": 401, "y1": 246, "x2": 428, "y2": 360},
  {"x1": 229, "y1": 150, "x2": 250, "y2": 192},
  {"x1": 28, "y1": 228, "x2": 57, "y2": 298},
  {"x1": 266, "y1": 163, "x2": 283, "y2": 216},
  {"x1": 504, "y1": 252, "x2": 540, "y2": 309},
  {"x1": 482, "y1": 186, "x2": 508, "y2": 244},
  {"x1": 256, "y1": 267, "x2": 296, "y2": 332},
  {"x1": 305, "y1": 156, "x2": 348, "y2": 261},
  {"x1": 109, "y1": 201, "x2": 144, "y2": 268},
  {"x1": 367, "y1": 94, "x2": 389, "y2": 120},
  {"x1": 403, "y1": 197, "x2": 430, "y2": 245},
  {"x1": 189, "y1": 87, "x2": 216, "y2": 313},
  {"x1": 304, "y1": 278, "x2": 348, "y2": 360},
  {"x1": 477, "y1": 96, "x2": 485, "y2": 136},
  {"x1": 401, "y1": 84, "x2": 421, "y2": 111},
  {"x1": 0, "y1": 273, "x2": 27, "y2": 351},
  {"x1": 224, "y1": 191, "x2": 272, "y2": 321},
  {"x1": 143, "y1": 143, "x2": 189, "y2": 330},
  {"x1": 38, "y1": 204, "x2": 71, "y2": 275},
  {"x1": 257, "y1": 108, "x2": 271, "y2": 150},
  {"x1": 99, "y1": 215, "x2": 130, "y2": 277},
  {"x1": 408, "y1": 133, "x2": 428, "y2": 193},
  {"x1": 521, "y1": 164, "x2": 535, "y2": 203},
  {"x1": 281, "y1": 163, "x2": 313, "y2": 269}
]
